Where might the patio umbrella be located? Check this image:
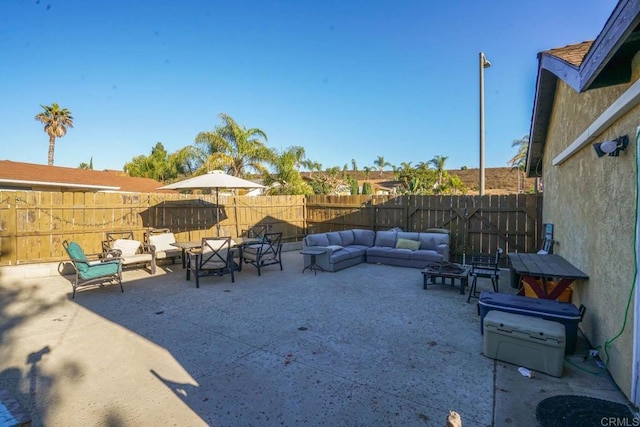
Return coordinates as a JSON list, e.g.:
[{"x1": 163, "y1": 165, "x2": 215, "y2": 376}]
[{"x1": 158, "y1": 170, "x2": 265, "y2": 235}]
